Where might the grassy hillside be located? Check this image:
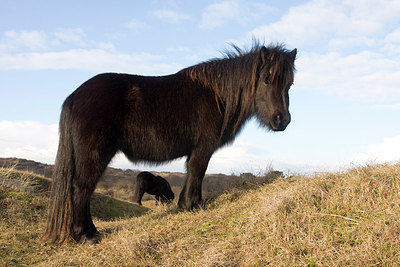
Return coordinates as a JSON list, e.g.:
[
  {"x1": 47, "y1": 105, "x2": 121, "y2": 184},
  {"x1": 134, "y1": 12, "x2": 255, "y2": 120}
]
[{"x1": 1, "y1": 163, "x2": 400, "y2": 266}]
